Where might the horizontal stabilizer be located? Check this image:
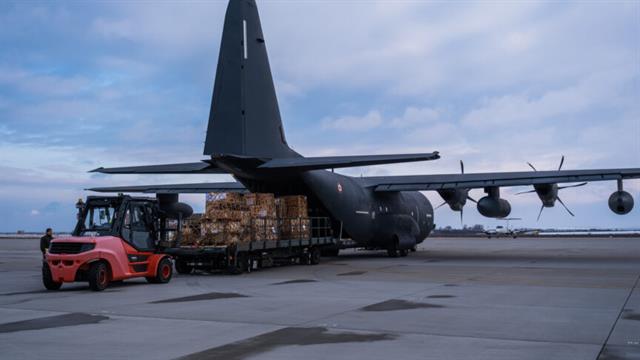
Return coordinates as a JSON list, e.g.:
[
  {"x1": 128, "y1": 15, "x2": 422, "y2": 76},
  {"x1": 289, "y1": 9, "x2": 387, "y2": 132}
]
[
  {"x1": 87, "y1": 182, "x2": 246, "y2": 194},
  {"x1": 259, "y1": 152, "x2": 440, "y2": 171},
  {"x1": 90, "y1": 162, "x2": 226, "y2": 174}
]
